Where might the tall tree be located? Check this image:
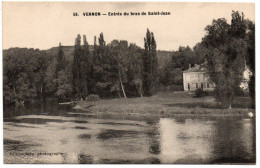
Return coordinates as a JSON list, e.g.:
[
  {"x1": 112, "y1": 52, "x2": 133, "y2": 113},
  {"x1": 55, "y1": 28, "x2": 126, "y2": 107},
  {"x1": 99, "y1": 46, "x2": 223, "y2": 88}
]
[
  {"x1": 203, "y1": 11, "x2": 247, "y2": 108},
  {"x1": 246, "y1": 21, "x2": 255, "y2": 106},
  {"x1": 84, "y1": 35, "x2": 95, "y2": 94},
  {"x1": 92, "y1": 36, "x2": 98, "y2": 93},
  {"x1": 72, "y1": 34, "x2": 82, "y2": 99},
  {"x1": 142, "y1": 29, "x2": 158, "y2": 96},
  {"x1": 110, "y1": 40, "x2": 128, "y2": 98},
  {"x1": 55, "y1": 43, "x2": 65, "y2": 77},
  {"x1": 94, "y1": 33, "x2": 114, "y2": 98},
  {"x1": 72, "y1": 34, "x2": 91, "y2": 99},
  {"x1": 81, "y1": 35, "x2": 90, "y2": 97},
  {"x1": 127, "y1": 43, "x2": 143, "y2": 97},
  {"x1": 151, "y1": 32, "x2": 159, "y2": 92},
  {"x1": 35, "y1": 51, "x2": 50, "y2": 101}
]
